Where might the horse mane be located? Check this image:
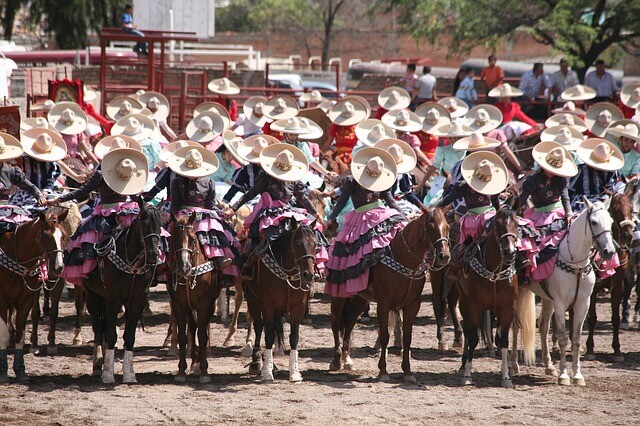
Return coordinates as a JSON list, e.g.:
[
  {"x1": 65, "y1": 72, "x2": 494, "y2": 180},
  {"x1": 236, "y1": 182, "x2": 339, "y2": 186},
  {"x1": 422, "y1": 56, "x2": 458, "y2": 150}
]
[
  {"x1": 139, "y1": 204, "x2": 162, "y2": 231},
  {"x1": 269, "y1": 219, "x2": 297, "y2": 259},
  {"x1": 610, "y1": 192, "x2": 632, "y2": 215}
]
